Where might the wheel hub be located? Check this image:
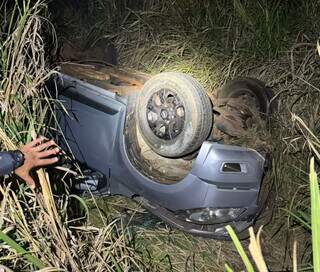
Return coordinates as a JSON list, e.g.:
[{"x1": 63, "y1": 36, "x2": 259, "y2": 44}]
[{"x1": 146, "y1": 89, "x2": 185, "y2": 140}]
